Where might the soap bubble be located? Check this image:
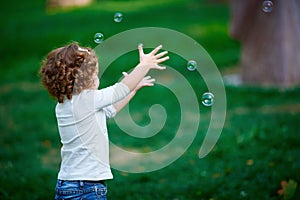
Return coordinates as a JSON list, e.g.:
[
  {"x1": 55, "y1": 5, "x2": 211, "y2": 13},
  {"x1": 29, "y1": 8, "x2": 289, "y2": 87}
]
[
  {"x1": 262, "y1": 0, "x2": 273, "y2": 13},
  {"x1": 202, "y1": 92, "x2": 214, "y2": 107},
  {"x1": 240, "y1": 191, "x2": 248, "y2": 198},
  {"x1": 94, "y1": 33, "x2": 104, "y2": 44},
  {"x1": 187, "y1": 60, "x2": 197, "y2": 71},
  {"x1": 114, "y1": 12, "x2": 123, "y2": 23}
]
